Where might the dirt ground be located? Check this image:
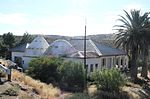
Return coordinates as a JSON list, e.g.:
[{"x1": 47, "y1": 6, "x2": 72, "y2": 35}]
[
  {"x1": 1, "y1": 72, "x2": 150, "y2": 99},
  {"x1": 0, "y1": 78, "x2": 41, "y2": 99}
]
